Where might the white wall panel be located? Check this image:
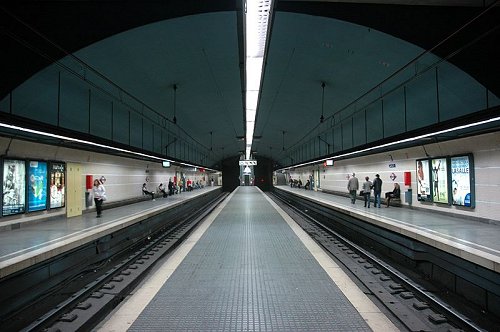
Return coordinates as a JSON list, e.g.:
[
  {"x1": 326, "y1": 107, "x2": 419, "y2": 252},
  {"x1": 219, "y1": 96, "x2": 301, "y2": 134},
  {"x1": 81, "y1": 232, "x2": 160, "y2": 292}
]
[{"x1": 287, "y1": 131, "x2": 500, "y2": 222}]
